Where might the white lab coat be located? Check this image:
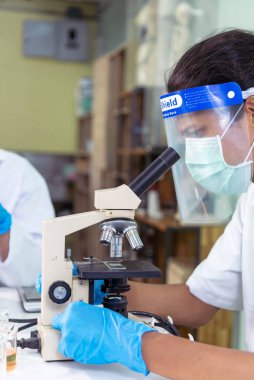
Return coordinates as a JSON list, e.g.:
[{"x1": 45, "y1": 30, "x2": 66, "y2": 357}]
[
  {"x1": 187, "y1": 182, "x2": 254, "y2": 351},
  {"x1": 0, "y1": 149, "x2": 54, "y2": 287}
]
